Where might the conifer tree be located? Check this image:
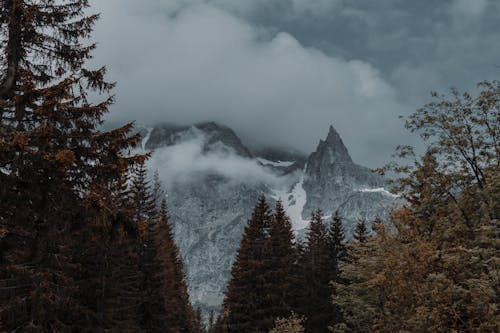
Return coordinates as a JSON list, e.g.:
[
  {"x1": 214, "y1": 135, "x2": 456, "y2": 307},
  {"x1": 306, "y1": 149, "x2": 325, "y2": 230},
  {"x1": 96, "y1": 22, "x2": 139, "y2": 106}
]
[
  {"x1": 154, "y1": 198, "x2": 198, "y2": 333},
  {"x1": 297, "y1": 210, "x2": 333, "y2": 333},
  {"x1": 219, "y1": 194, "x2": 272, "y2": 333},
  {"x1": 326, "y1": 211, "x2": 346, "y2": 326},
  {"x1": 131, "y1": 163, "x2": 155, "y2": 225},
  {"x1": 0, "y1": 1, "x2": 144, "y2": 330},
  {"x1": 353, "y1": 218, "x2": 369, "y2": 243},
  {"x1": 262, "y1": 200, "x2": 298, "y2": 329},
  {"x1": 327, "y1": 211, "x2": 346, "y2": 274}
]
